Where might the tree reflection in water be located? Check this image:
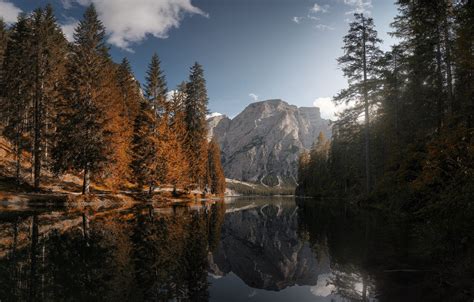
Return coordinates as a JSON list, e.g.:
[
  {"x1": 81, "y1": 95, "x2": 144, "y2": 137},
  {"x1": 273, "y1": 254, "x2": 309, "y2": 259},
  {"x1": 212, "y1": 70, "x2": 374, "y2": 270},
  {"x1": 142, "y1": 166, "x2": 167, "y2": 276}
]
[
  {"x1": 0, "y1": 202, "x2": 225, "y2": 301},
  {"x1": 0, "y1": 198, "x2": 471, "y2": 301}
]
